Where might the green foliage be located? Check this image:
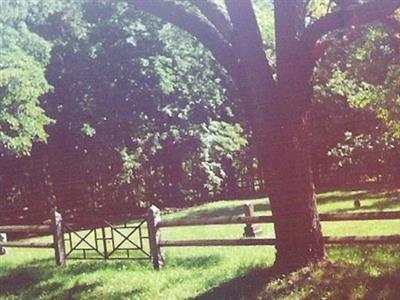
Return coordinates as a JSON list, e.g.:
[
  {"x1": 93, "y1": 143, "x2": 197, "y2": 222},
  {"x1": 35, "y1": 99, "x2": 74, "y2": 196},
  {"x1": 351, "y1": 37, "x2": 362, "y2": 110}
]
[
  {"x1": 307, "y1": 0, "x2": 334, "y2": 21},
  {"x1": 311, "y1": 23, "x2": 400, "y2": 186},
  {"x1": 0, "y1": 0, "x2": 57, "y2": 155},
  {"x1": 328, "y1": 131, "x2": 397, "y2": 169},
  {"x1": 0, "y1": 0, "x2": 250, "y2": 209},
  {"x1": 198, "y1": 121, "x2": 247, "y2": 190},
  {"x1": 253, "y1": 0, "x2": 275, "y2": 59},
  {"x1": 319, "y1": 25, "x2": 400, "y2": 138},
  {"x1": 0, "y1": 49, "x2": 52, "y2": 155}
]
